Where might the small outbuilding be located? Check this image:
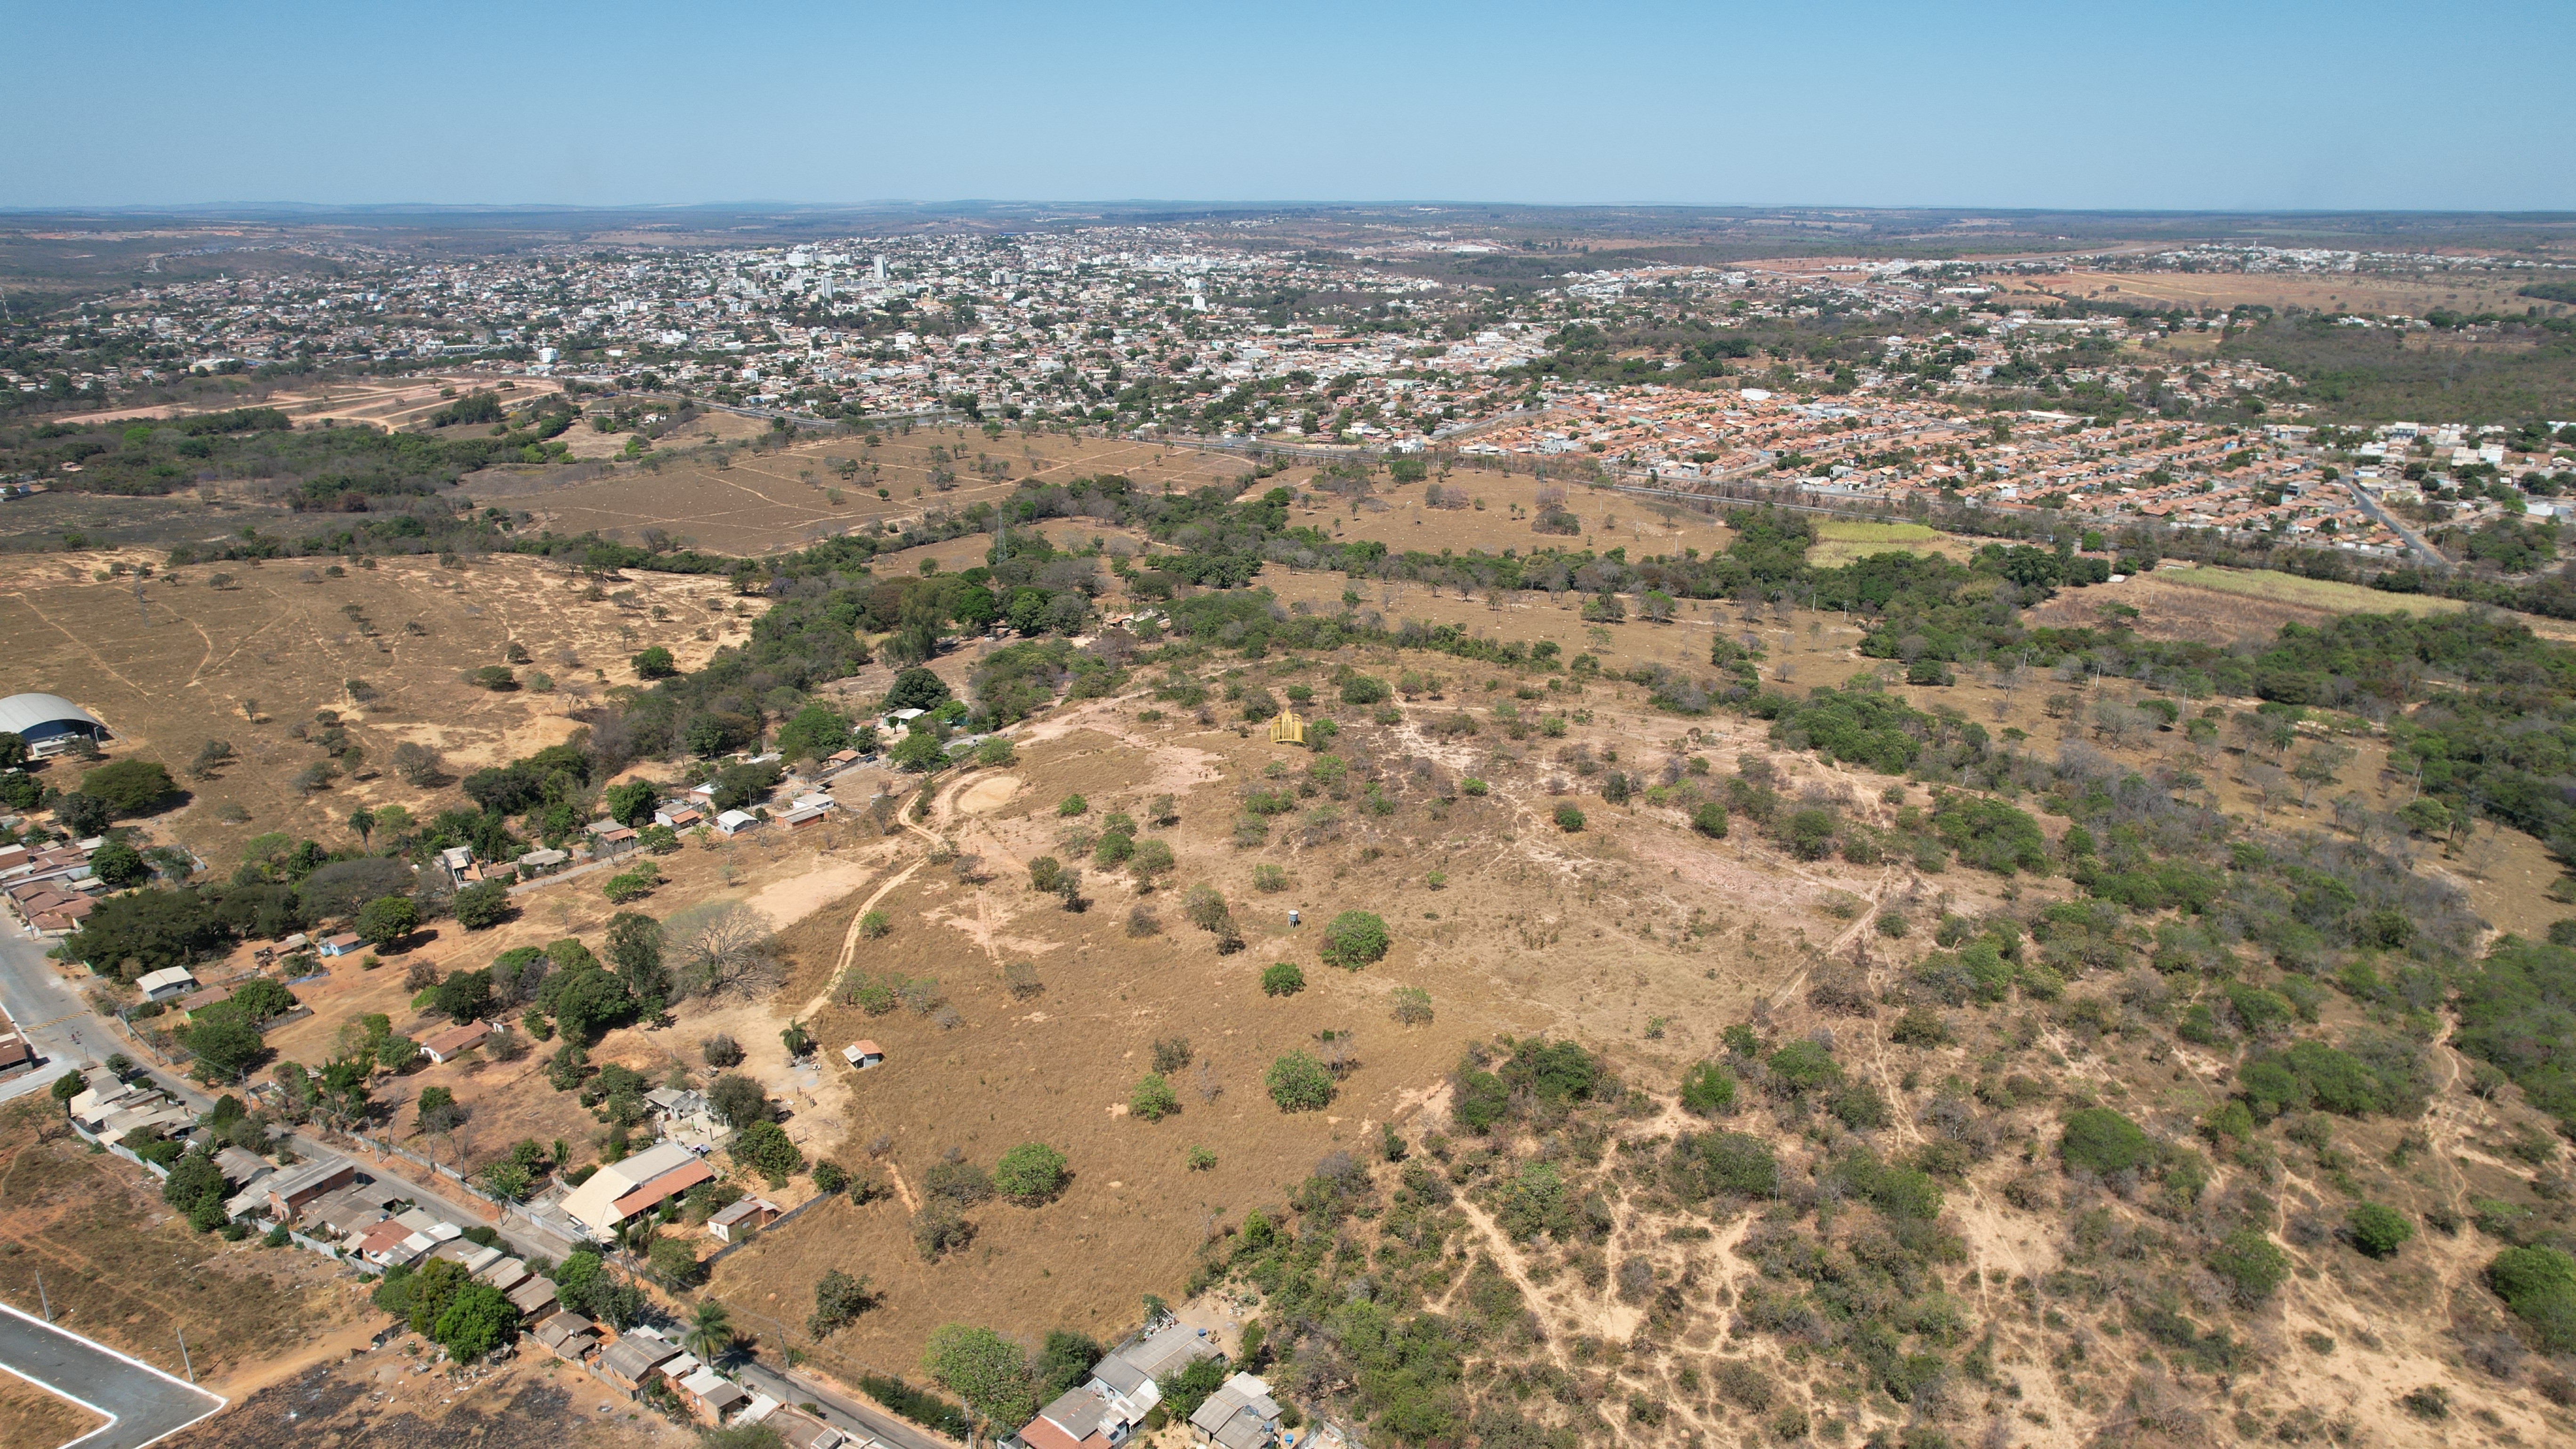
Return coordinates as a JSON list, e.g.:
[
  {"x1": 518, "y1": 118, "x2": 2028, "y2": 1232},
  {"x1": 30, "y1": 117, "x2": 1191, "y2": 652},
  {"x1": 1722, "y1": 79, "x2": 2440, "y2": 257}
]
[
  {"x1": 842, "y1": 1040, "x2": 883, "y2": 1070},
  {"x1": 135, "y1": 966, "x2": 199, "y2": 1001},
  {"x1": 707, "y1": 1195, "x2": 781, "y2": 1243}
]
